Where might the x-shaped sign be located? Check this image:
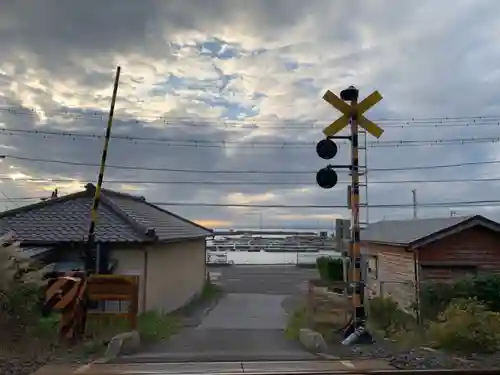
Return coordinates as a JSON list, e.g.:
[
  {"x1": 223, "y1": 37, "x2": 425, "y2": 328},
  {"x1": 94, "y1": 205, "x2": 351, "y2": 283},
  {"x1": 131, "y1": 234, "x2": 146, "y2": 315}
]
[{"x1": 322, "y1": 90, "x2": 384, "y2": 138}]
